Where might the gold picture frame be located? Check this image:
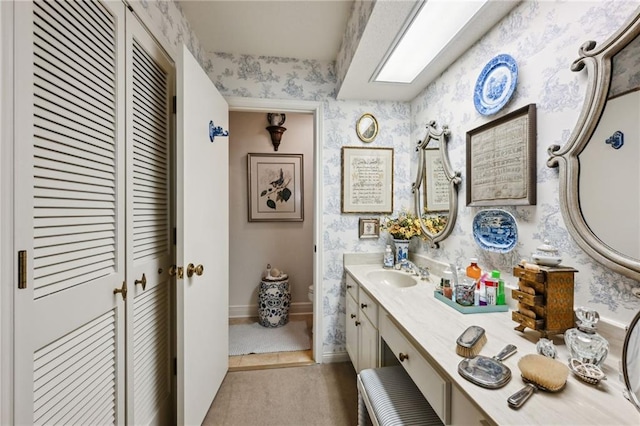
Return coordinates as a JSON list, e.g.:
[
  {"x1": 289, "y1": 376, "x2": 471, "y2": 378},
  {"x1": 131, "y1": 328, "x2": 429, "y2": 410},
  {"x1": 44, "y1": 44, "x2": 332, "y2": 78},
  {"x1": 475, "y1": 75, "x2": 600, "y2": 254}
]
[
  {"x1": 341, "y1": 147, "x2": 394, "y2": 213},
  {"x1": 356, "y1": 113, "x2": 379, "y2": 143}
]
